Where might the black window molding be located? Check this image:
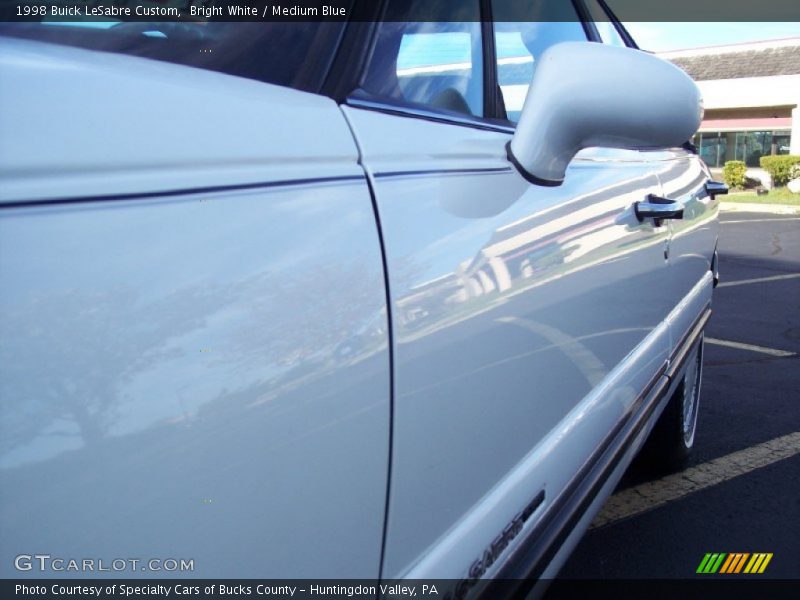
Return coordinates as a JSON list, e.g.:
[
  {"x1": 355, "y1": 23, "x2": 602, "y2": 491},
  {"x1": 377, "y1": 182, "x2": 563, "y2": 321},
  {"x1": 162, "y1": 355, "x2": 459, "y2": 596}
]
[
  {"x1": 572, "y1": 0, "x2": 602, "y2": 42},
  {"x1": 345, "y1": 91, "x2": 515, "y2": 134},
  {"x1": 596, "y1": 0, "x2": 640, "y2": 48}
]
